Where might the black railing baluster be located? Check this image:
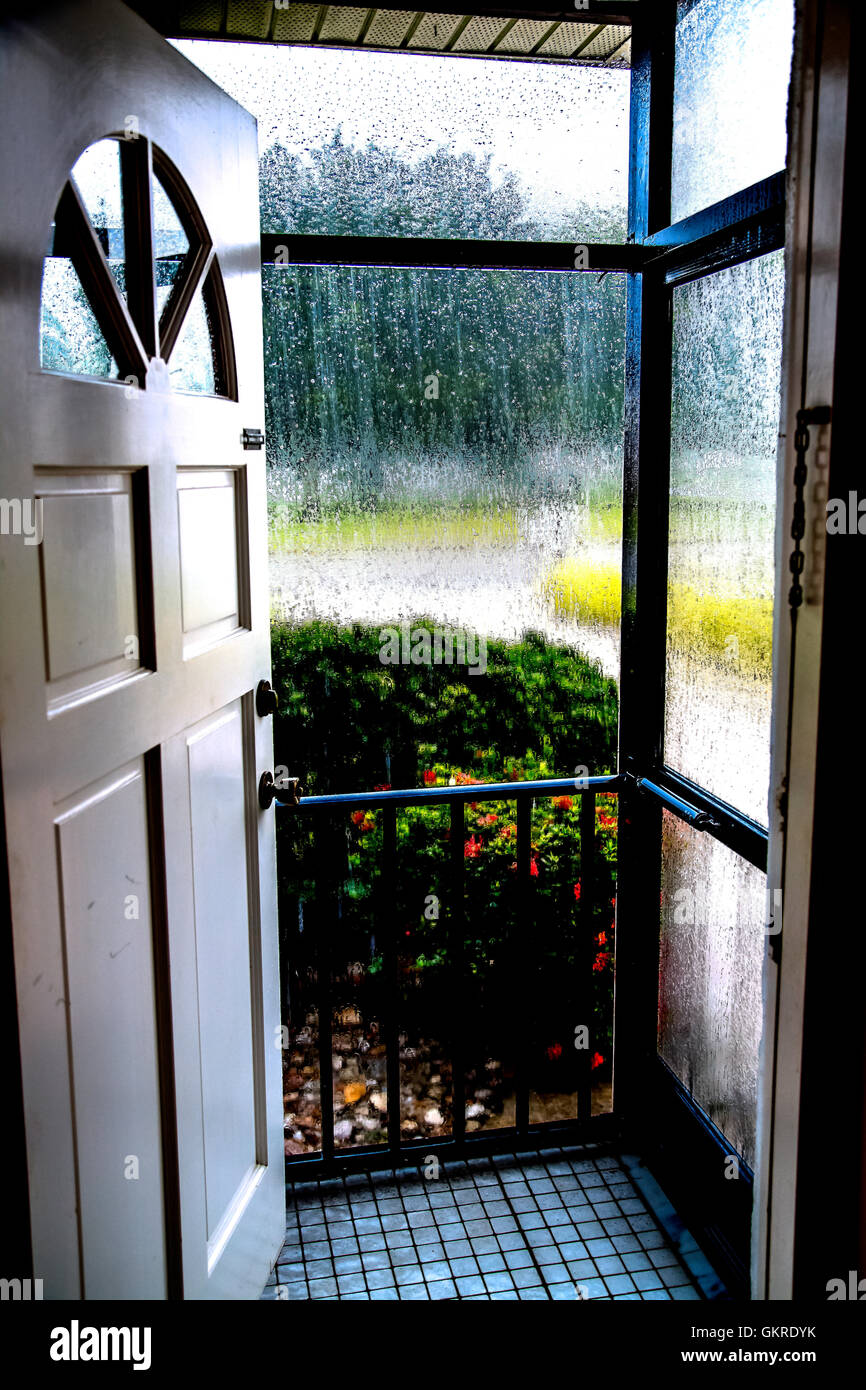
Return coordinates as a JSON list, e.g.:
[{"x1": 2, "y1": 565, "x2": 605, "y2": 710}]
[
  {"x1": 515, "y1": 794, "x2": 532, "y2": 1137},
  {"x1": 450, "y1": 800, "x2": 466, "y2": 1148},
  {"x1": 315, "y1": 816, "x2": 336, "y2": 1163},
  {"x1": 280, "y1": 776, "x2": 623, "y2": 1175},
  {"x1": 577, "y1": 792, "x2": 597, "y2": 1124},
  {"x1": 381, "y1": 803, "x2": 401, "y2": 1162}
]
